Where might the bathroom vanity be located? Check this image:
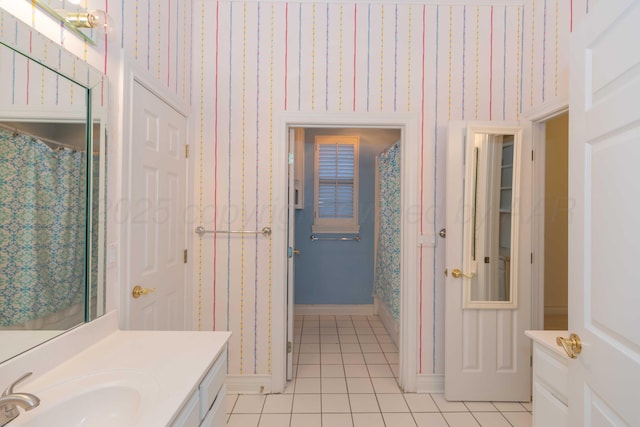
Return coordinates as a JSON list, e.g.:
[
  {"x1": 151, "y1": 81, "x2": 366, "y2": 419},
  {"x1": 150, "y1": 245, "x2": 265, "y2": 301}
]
[
  {"x1": 0, "y1": 312, "x2": 230, "y2": 426},
  {"x1": 525, "y1": 330, "x2": 569, "y2": 427}
]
